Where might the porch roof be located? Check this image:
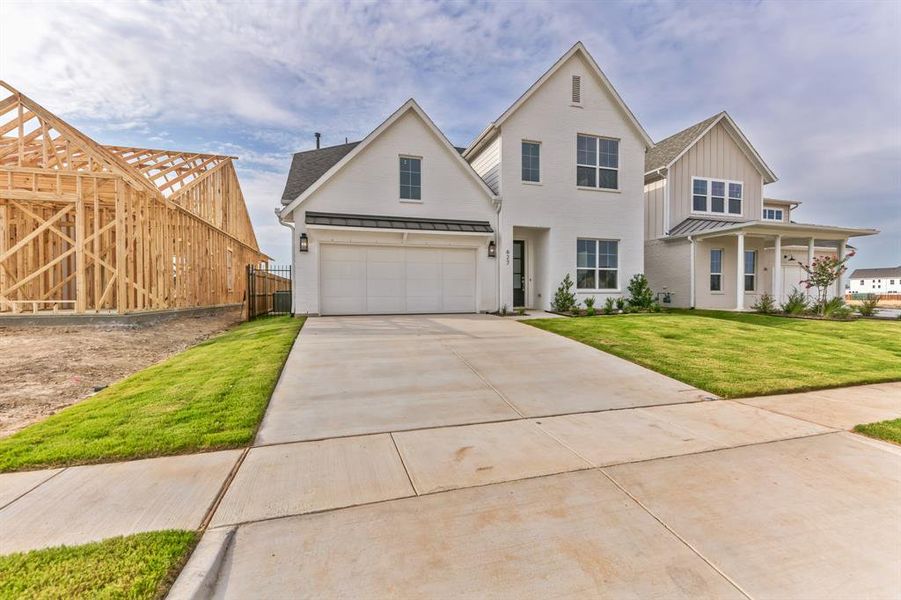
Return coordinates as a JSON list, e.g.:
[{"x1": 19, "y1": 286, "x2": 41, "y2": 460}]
[{"x1": 668, "y1": 218, "x2": 878, "y2": 241}]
